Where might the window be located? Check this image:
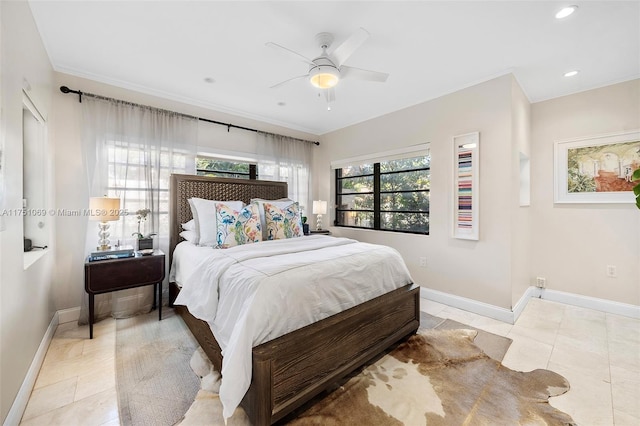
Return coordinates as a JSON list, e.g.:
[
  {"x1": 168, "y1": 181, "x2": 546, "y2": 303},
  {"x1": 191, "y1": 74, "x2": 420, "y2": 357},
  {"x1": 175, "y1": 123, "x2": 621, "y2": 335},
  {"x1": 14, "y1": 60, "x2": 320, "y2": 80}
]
[
  {"x1": 196, "y1": 156, "x2": 257, "y2": 179},
  {"x1": 335, "y1": 154, "x2": 430, "y2": 234},
  {"x1": 107, "y1": 142, "x2": 191, "y2": 238}
]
